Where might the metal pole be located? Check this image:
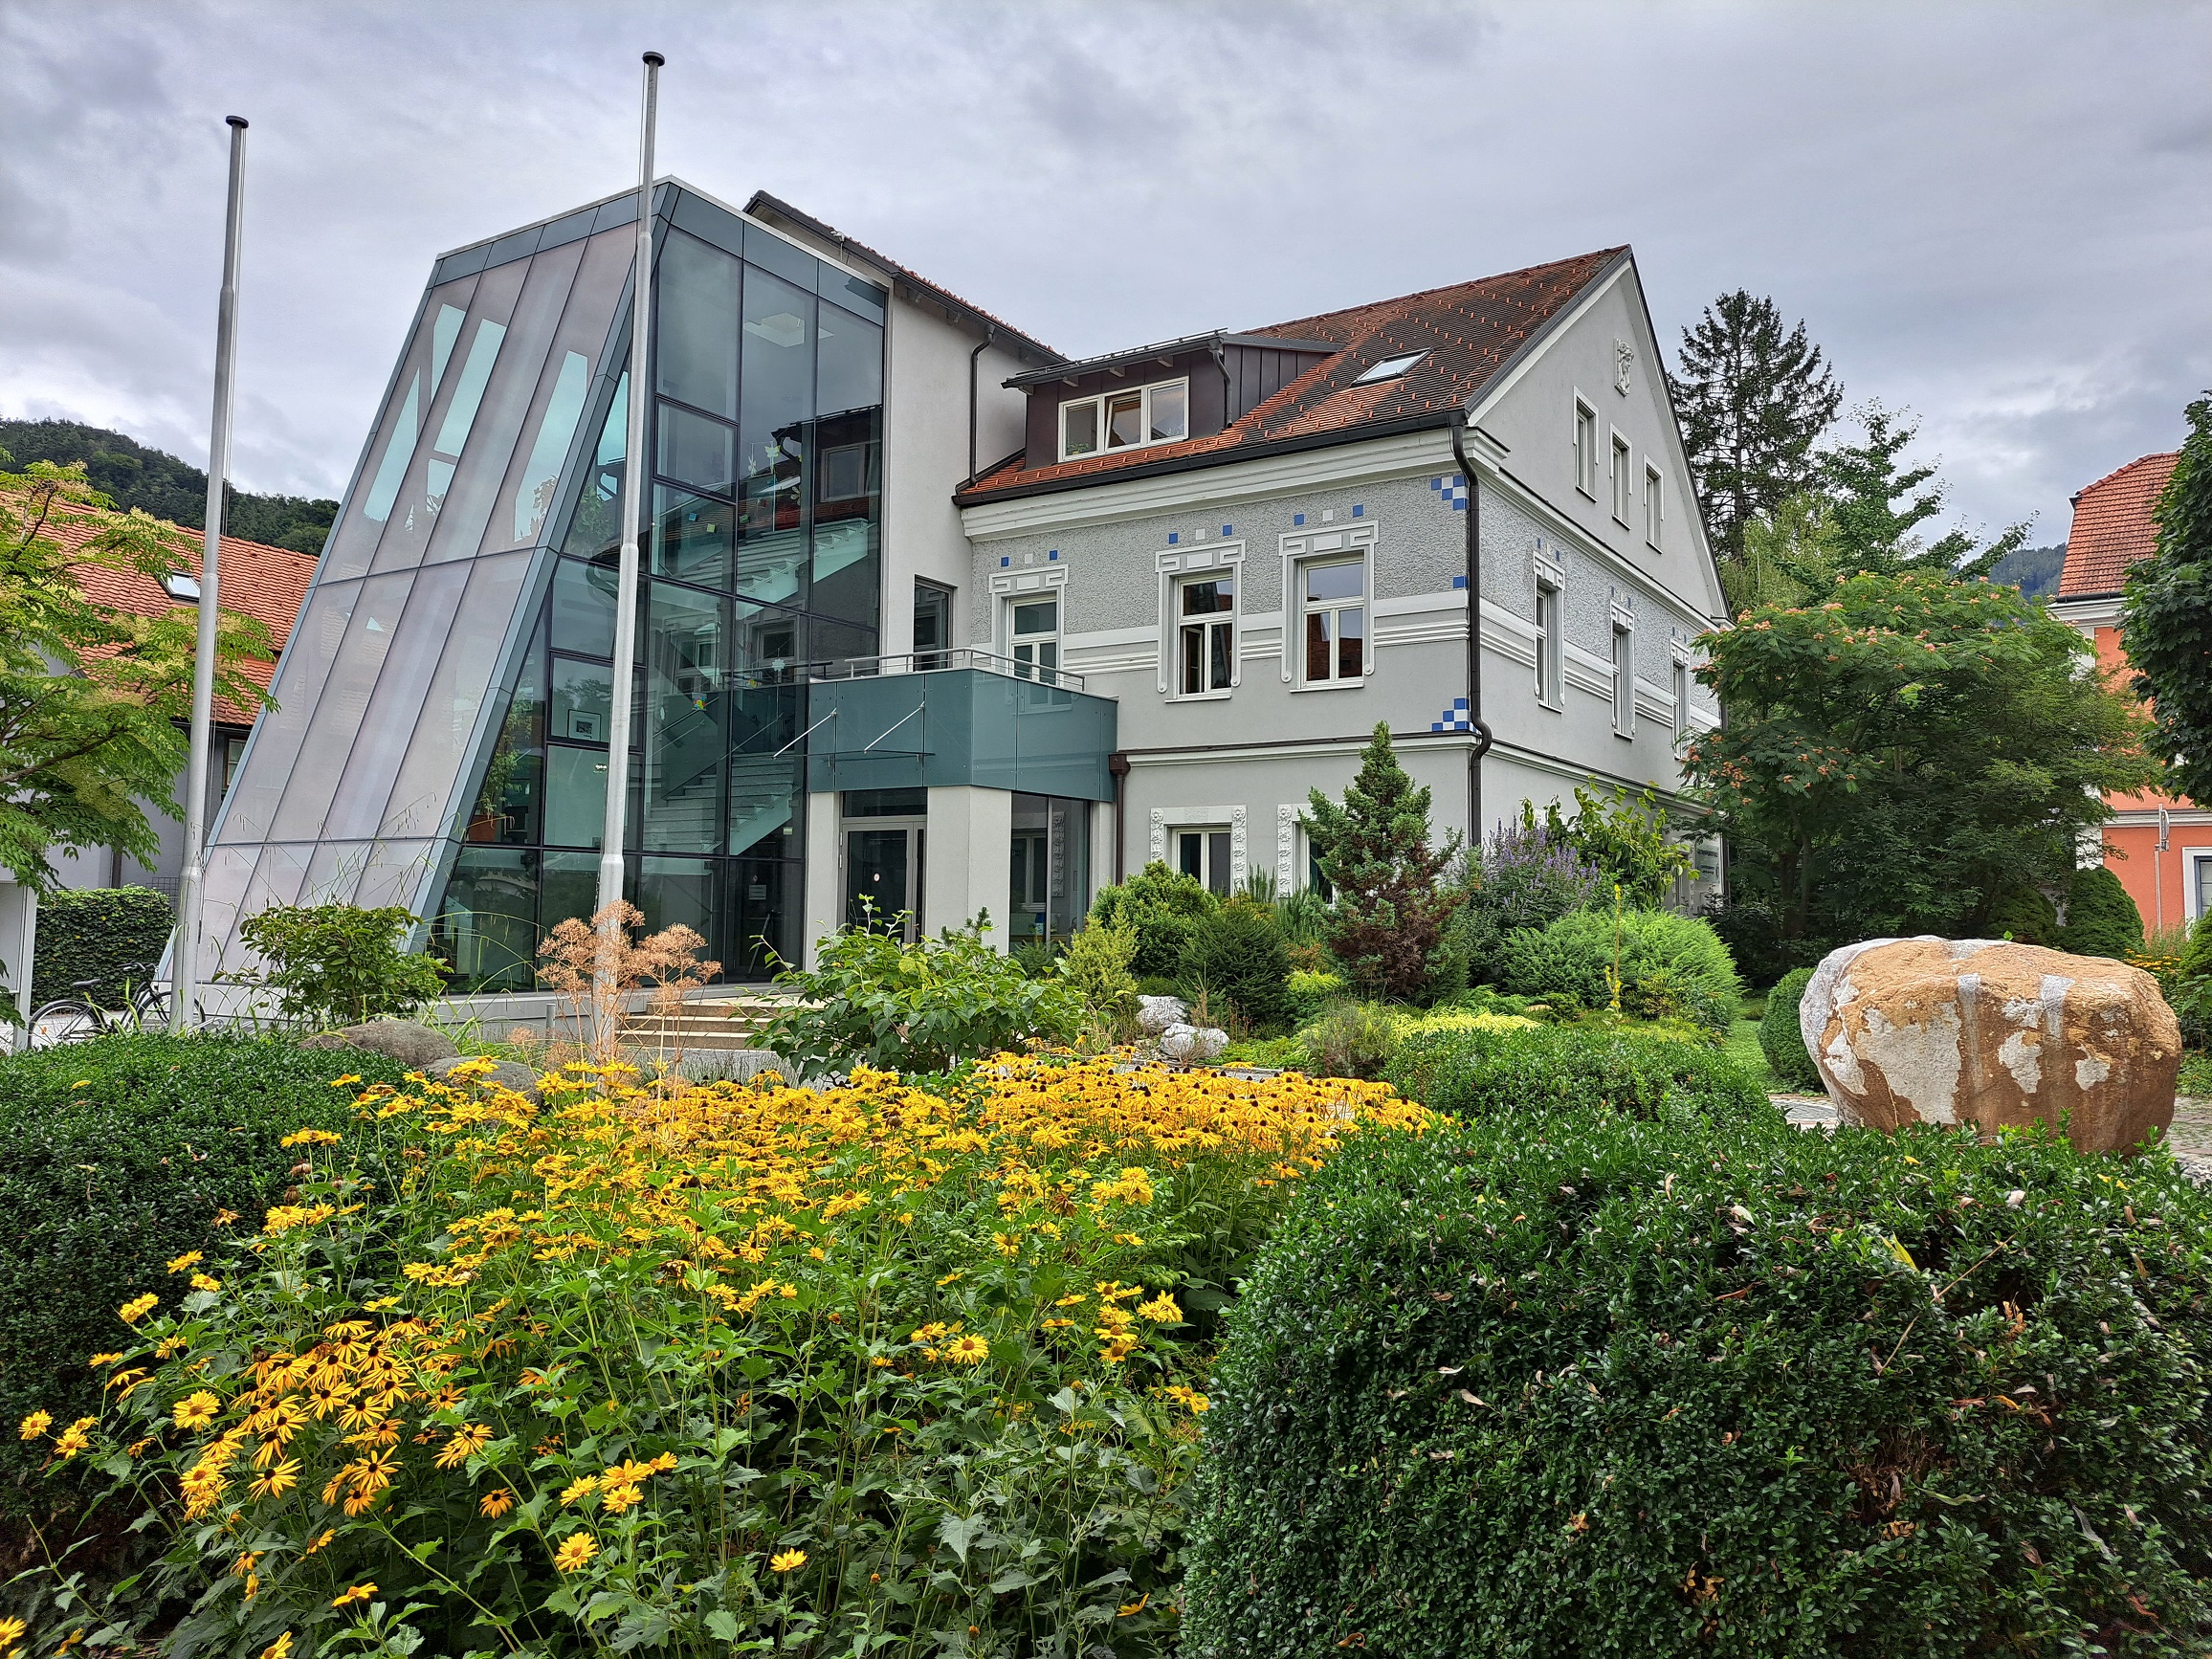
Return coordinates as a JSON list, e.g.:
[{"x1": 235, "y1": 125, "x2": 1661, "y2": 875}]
[
  {"x1": 594, "y1": 52, "x2": 661, "y2": 1045},
  {"x1": 174, "y1": 115, "x2": 249, "y2": 1034}
]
